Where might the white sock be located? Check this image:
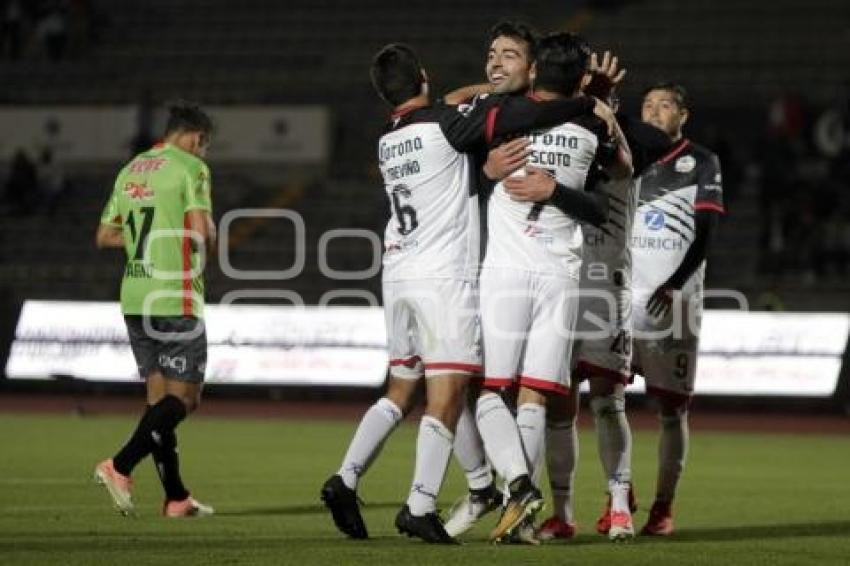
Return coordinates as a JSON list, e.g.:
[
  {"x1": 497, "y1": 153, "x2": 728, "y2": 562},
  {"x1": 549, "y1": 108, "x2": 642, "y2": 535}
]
[
  {"x1": 545, "y1": 417, "x2": 578, "y2": 523},
  {"x1": 407, "y1": 415, "x2": 454, "y2": 516},
  {"x1": 453, "y1": 402, "x2": 493, "y2": 491},
  {"x1": 338, "y1": 397, "x2": 402, "y2": 490},
  {"x1": 516, "y1": 403, "x2": 546, "y2": 484},
  {"x1": 590, "y1": 394, "x2": 633, "y2": 486},
  {"x1": 657, "y1": 411, "x2": 689, "y2": 502},
  {"x1": 475, "y1": 392, "x2": 528, "y2": 483}
]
